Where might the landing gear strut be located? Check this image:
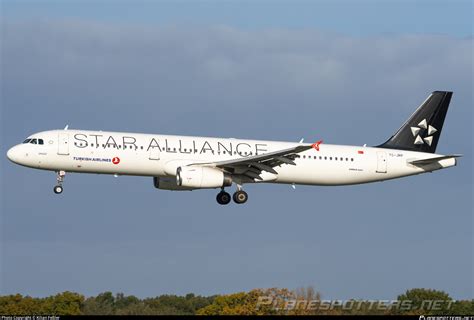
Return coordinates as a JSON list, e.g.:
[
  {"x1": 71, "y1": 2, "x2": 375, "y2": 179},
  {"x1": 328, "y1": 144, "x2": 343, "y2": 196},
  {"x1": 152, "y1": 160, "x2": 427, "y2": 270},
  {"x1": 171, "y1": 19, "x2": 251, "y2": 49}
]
[
  {"x1": 53, "y1": 170, "x2": 66, "y2": 194},
  {"x1": 216, "y1": 189, "x2": 231, "y2": 205}
]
